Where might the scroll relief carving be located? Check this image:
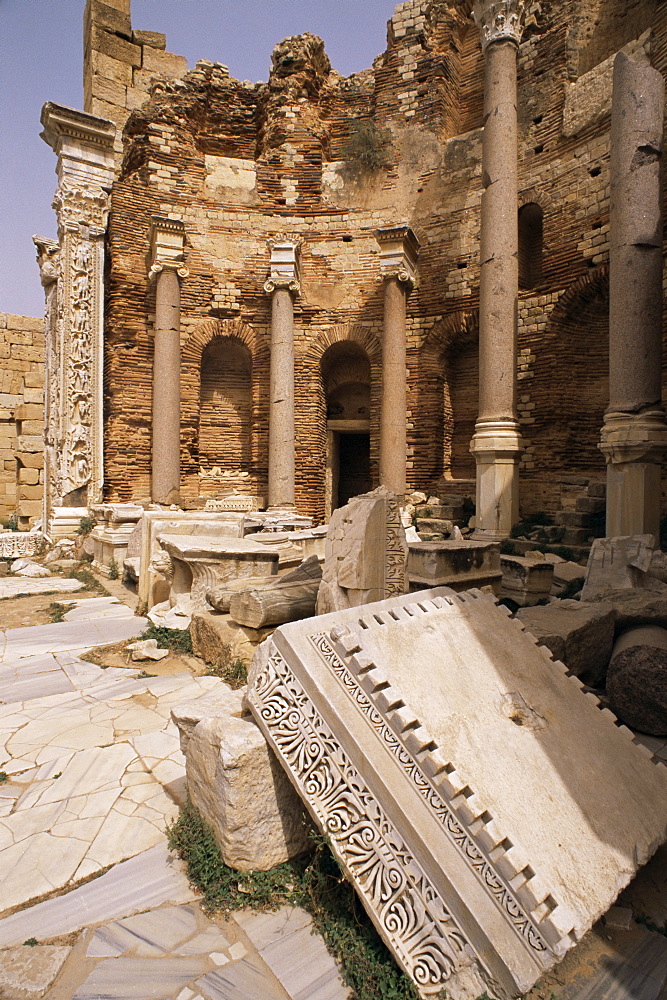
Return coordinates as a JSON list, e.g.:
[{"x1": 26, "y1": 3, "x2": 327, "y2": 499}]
[
  {"x1": 52, "y1": 180, "x2": 110, "y2": 235},
  {"x1": 384, "y1": 493, "x2": 411, "y2": 596},
  {"x1": 66, "y1": 239, "x2": 94, "y2": 491},
  {"x1": 250, "y1": 646, "x2": 476, "y2": 994},
  {"x1": 308, "y1": 629, "x2": 552, "y2": 954}
]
